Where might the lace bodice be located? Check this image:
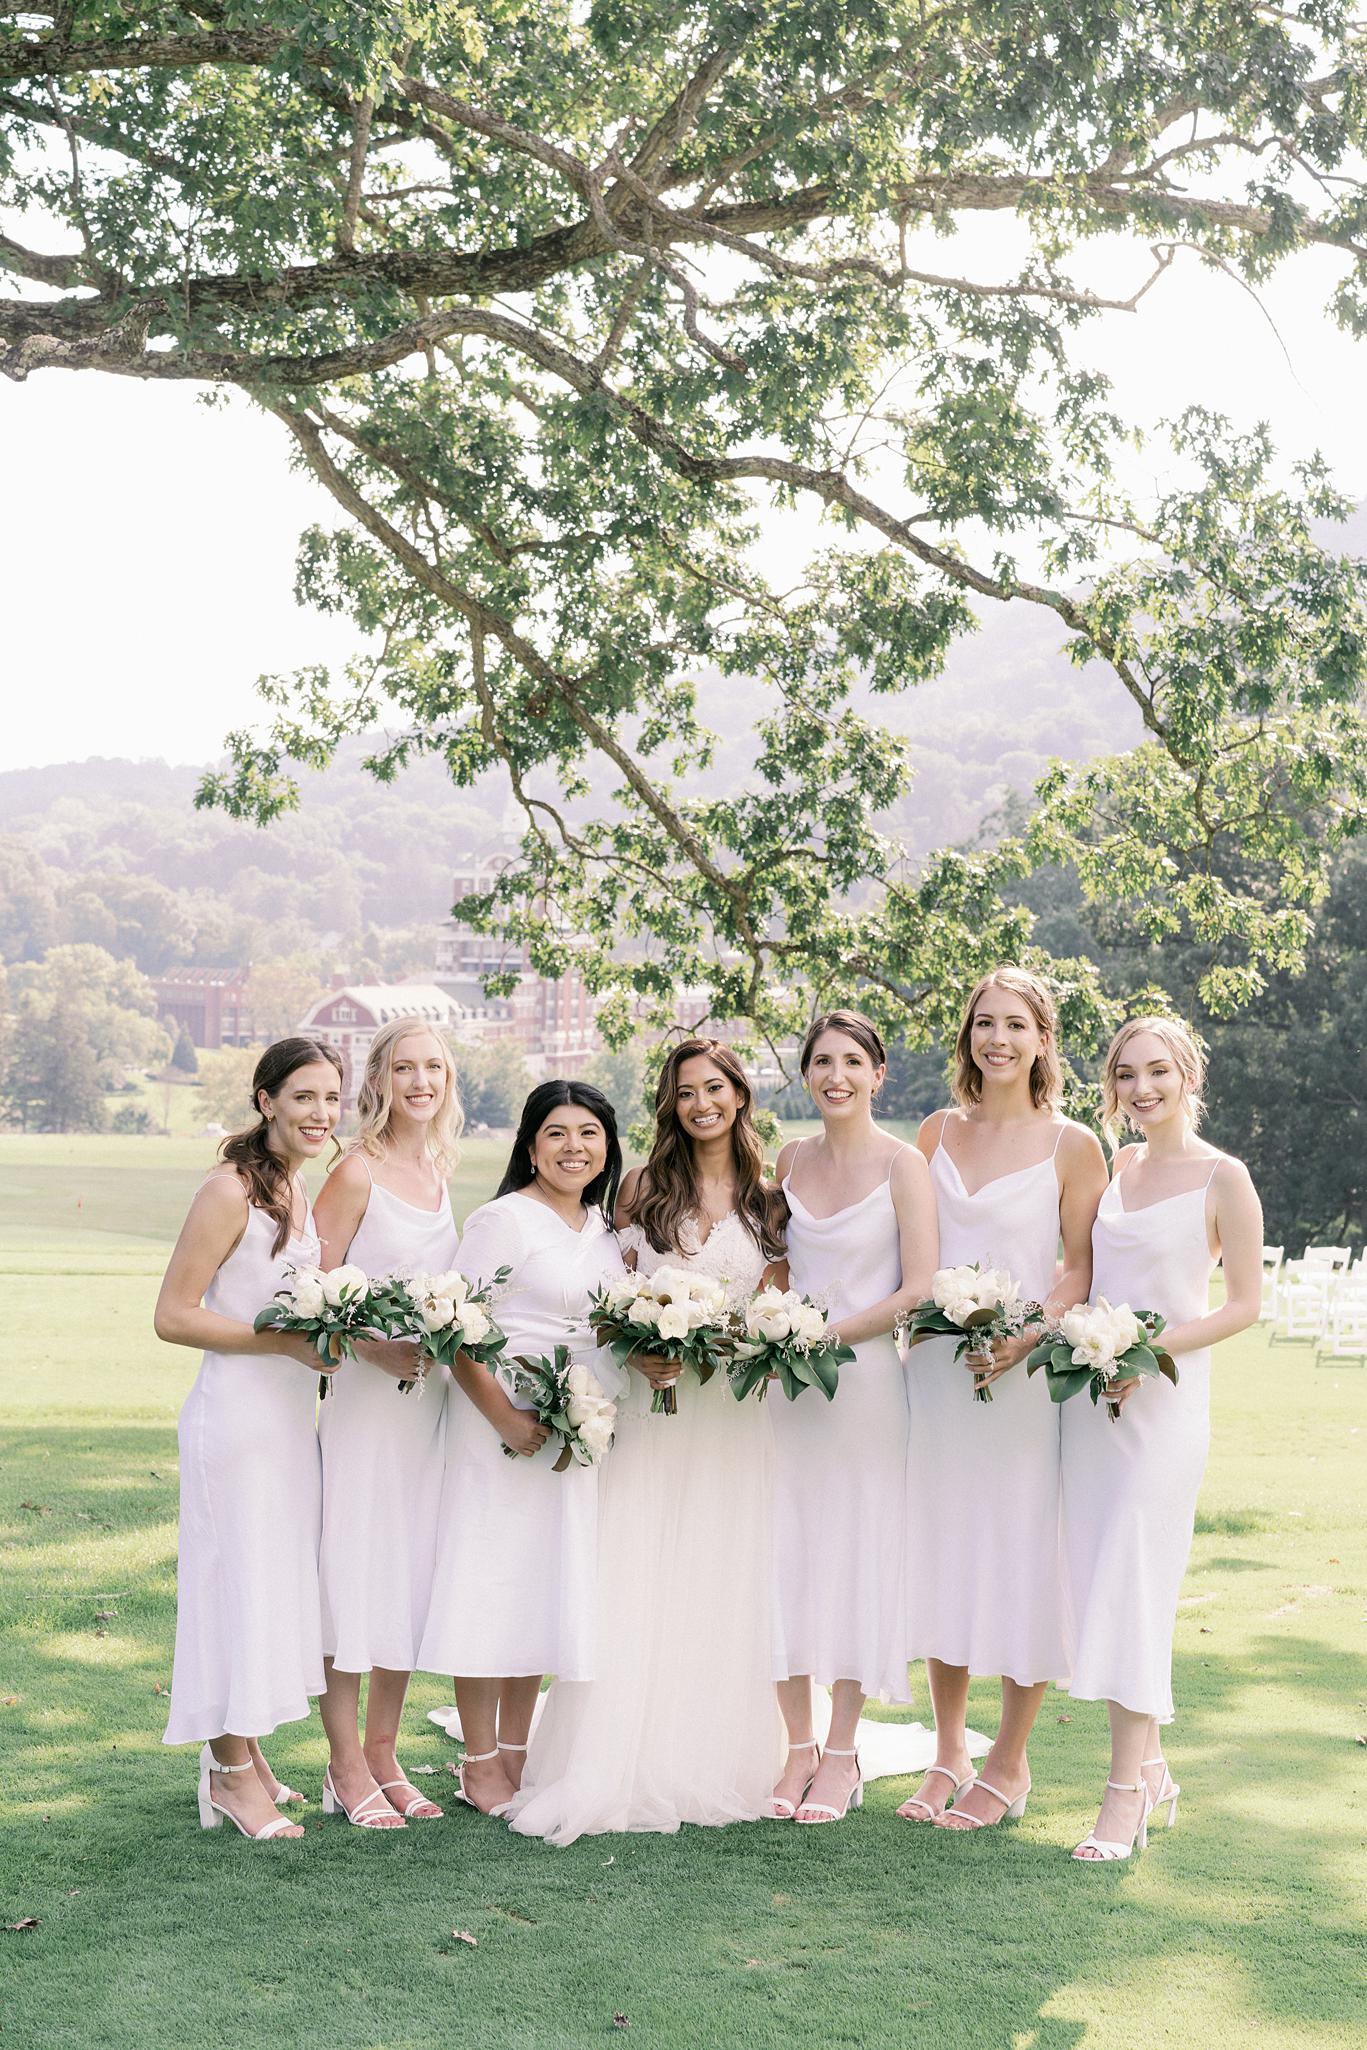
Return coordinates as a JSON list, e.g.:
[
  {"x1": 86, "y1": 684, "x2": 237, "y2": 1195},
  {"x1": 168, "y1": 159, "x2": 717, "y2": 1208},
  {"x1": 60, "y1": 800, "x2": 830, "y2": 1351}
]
[{"x1": 621, "y1": 1208, "x2": 770, "y2": 1306}]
